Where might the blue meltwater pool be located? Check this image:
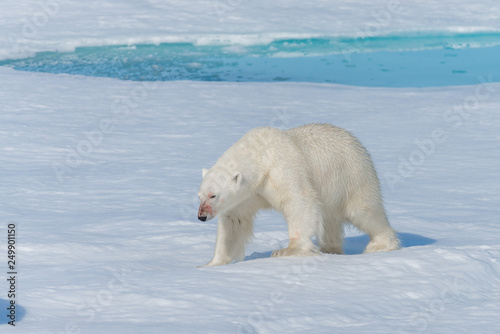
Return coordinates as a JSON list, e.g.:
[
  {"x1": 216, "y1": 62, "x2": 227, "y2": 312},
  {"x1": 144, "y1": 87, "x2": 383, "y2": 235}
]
[{"x1": 1, "y1": 32, "x2": 499, "y2": 87}]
